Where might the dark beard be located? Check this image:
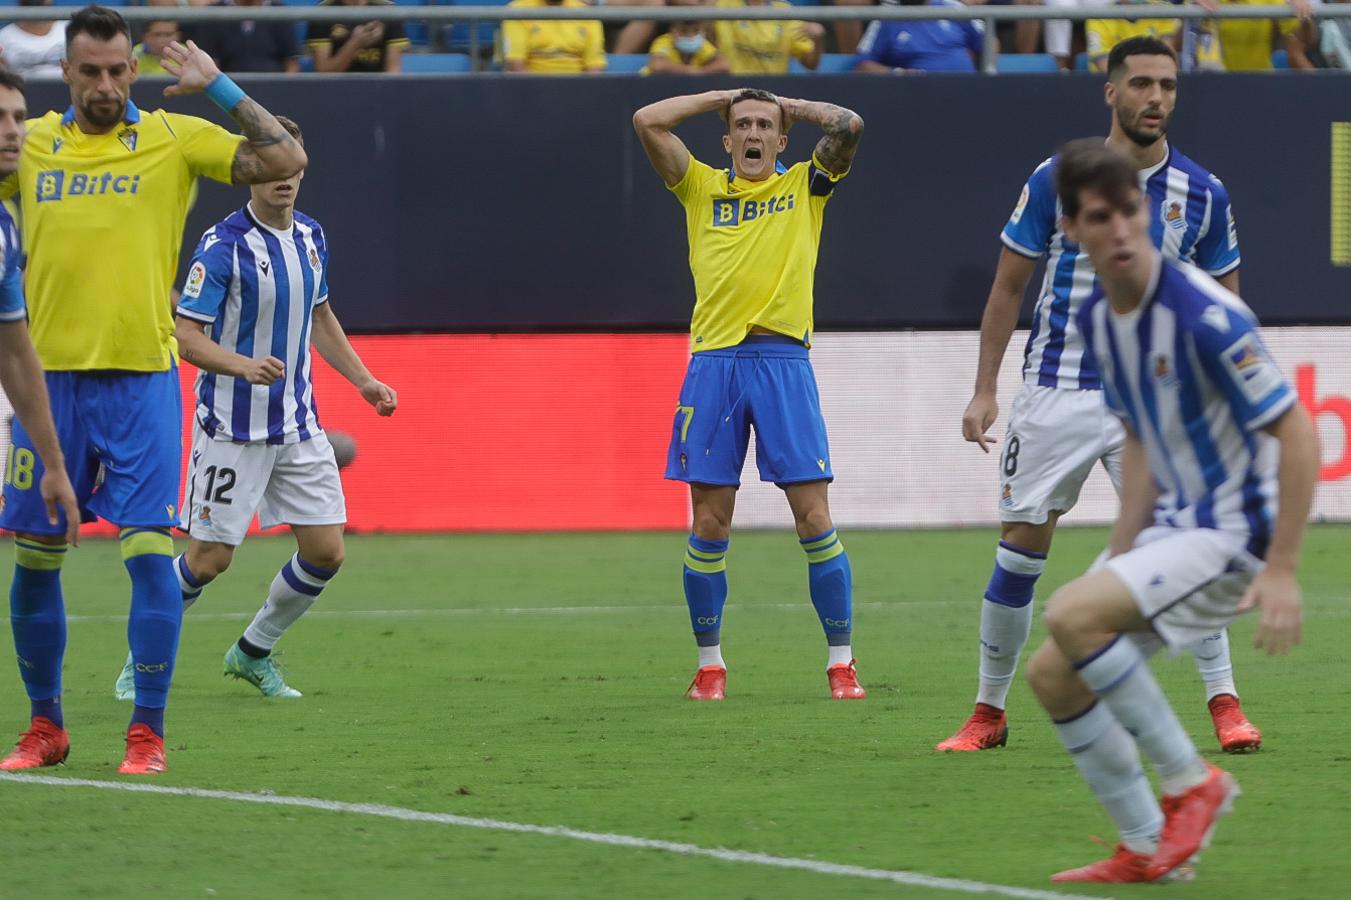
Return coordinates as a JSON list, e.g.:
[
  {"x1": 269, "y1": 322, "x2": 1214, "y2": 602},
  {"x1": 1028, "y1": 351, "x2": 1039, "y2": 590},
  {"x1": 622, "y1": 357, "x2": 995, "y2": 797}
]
[
  {"x1": 81, "y1": 99, "x2": 125, "y2": 129},
  {"x1": 1118, "y1": 110, "x2": 1167, "y2": 148}
]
